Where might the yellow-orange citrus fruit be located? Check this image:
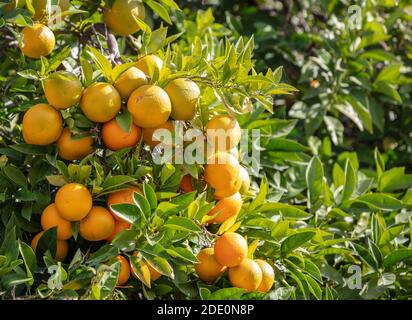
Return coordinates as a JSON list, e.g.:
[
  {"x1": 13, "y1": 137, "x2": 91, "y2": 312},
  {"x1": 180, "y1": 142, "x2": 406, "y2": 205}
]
[
  {"x1": 165, "y1": 78, "x2": 200, "y2": 121},
  {"x1": 80, "y1": 82, "x2": 121, "y2": 123},
  {"x1": 102, "y1": 118, "x2": 142, "y2": 151},
  {"x1": 142, "y1": 120, "x2": 174, "y2": 147},
  {"x1": 228, "y1": 259, "x2": 263, "y2": 292},
  {"x1": 79, "y1": 206, "x2": 115, "y2": 241},
  {"x1": 57, "y1": 128, "x2": 94, "y2": 161},
  {"x1": 55, "y1": 183, "x2": 92, "y2": 221},
  {"x1": 103, "y1": 0, "x2": 145, "y2": 36},
  {"x1": 180, "y1": 175, "x2": 194, "y2": 193},
  {"x1": 106, "y1": 220, "x2": 130, "y2": 242},
  {"x1": 22, "y1": 103, "x2": 63, "y2": 145},
  {"x1": 208, "y1": 192, "x2": 242, "y2": 224},
  {"x1": 238, "y1": 166, "x2": 250, "y2": 194},
  {"x1": 147, "y1": 262, "x2": 162, "y2": 281},
  {"x1": 195, "y1": 248, "x2": 226, "y2": 283},
  {"x1": 255, "y1": 259, "x2": 275, "y2": 293},
  {"x1": 44, "y1": 71, "x2": 82, "y2": 109},
  {"x1": 134, "y1": 55, "x2": 163, "y2": 79},
  {"x1": 114, "y1": 66, "x2": 148, "y2": 100},
  {"x1": 31, "y1": 231, "x2": 68, "y2": 262},
  {"x1": 127, "y1": 85, "x2": 171, "y2": 129},
  {"x1": 20, "y1": 24, "x2": 55, "y2": 59},
  {"x1": 40, "y1": 203, "x2": 72, "y2": 240},
  {"x1": 108, "y1": 186, "x2": 142, "y2": 222},
  {"x1": 204, "y1": 152, "x2": 241, "y2": 198},
  {"x1": 214, "y1": 232, "x2": 248, "y2": 267},
  {"x1": 32, "y1": 0, "x2": 70, "y2": 21},
  {"x1": 207, "y1": 115, "x2": 241, "y2": 151},
  {"x1": 115, "y1": 255, "x2": 130, "y2": 286}
]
